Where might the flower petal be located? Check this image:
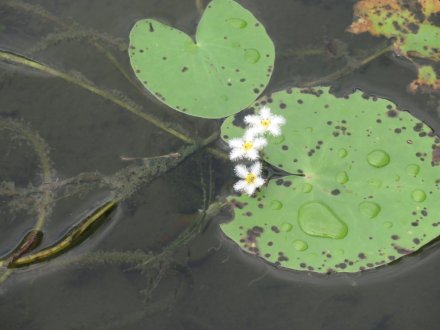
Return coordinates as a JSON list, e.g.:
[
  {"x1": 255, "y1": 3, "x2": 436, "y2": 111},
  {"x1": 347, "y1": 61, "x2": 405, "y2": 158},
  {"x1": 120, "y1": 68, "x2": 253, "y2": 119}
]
[
  {"x1": 233, "y1": 180, "x2": 247, "y2": 192},
  {"x1": 245, "y1": 149, "x2": 260, "y2": 160},
  {"x1": 244, "y1": 115, "x2": 261, "y2": 126},
  {"x1": 268, "y1": 125, "x2": 281, "y2": 136},
  {"x1": 244, "y1": 184, "x2": 256, "y2": 195},
  {"x1": 243, "y1": 130, "x2": 257, "y2": 141},
  {"x1": 253, "y1": 137, "x2": 267, "y2": 149},
  {"x1": 234, "y1": 164, "x2": 249, "y2": 178},
  {"x1": 260, "y1": 106, "x2": 271, "y2": 118},
  {"x1": 228, "y1": 138, "x2": 244, "y2": 149},
  {"x1": 230, "y1": 148, "x2": 245, "y2": 160},
  {"x1": 250, "y1": 162, "x2": 262, "y2": 176},
  {"x1": 246, "y1": 126, "x2": 265, "y2": 136},
  {"x1": 272, "y1": 115, "x2": 286, "y2": 125},
  {"x1": 254, "y1": 177, "x2": 265, "y2": 188}
]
